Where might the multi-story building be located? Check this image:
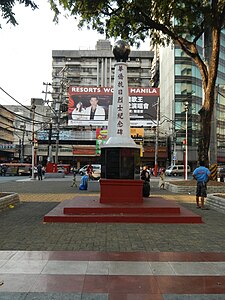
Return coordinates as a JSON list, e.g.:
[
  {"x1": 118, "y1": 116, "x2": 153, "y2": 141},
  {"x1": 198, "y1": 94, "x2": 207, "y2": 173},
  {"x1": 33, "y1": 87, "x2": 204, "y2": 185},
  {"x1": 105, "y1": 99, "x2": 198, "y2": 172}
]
[
  {"x1": 7, "y1": 40, "x2": 168, "y2": 168},
  {"x1": 5, "y1": 99, "x2": 51, "y2": 164},
  {"x1": 160, "y1": 32, "x2": 225, "y2": 170},
  {"x1": 35, "y1": 39, "x2": 168, "y2": 169},
  {"x1": 0, "y1": 106, "x2": 15, "y2": 162}
]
